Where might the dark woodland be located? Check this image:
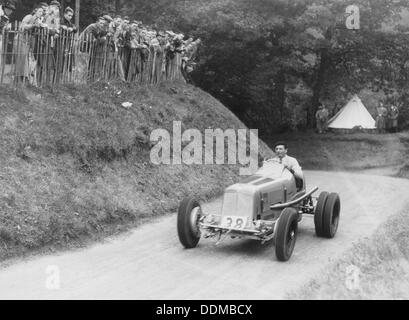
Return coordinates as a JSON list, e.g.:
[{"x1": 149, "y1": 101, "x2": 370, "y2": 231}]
[{"x1": 12, "y1": 0, "x2": 409, "y2": 134}]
